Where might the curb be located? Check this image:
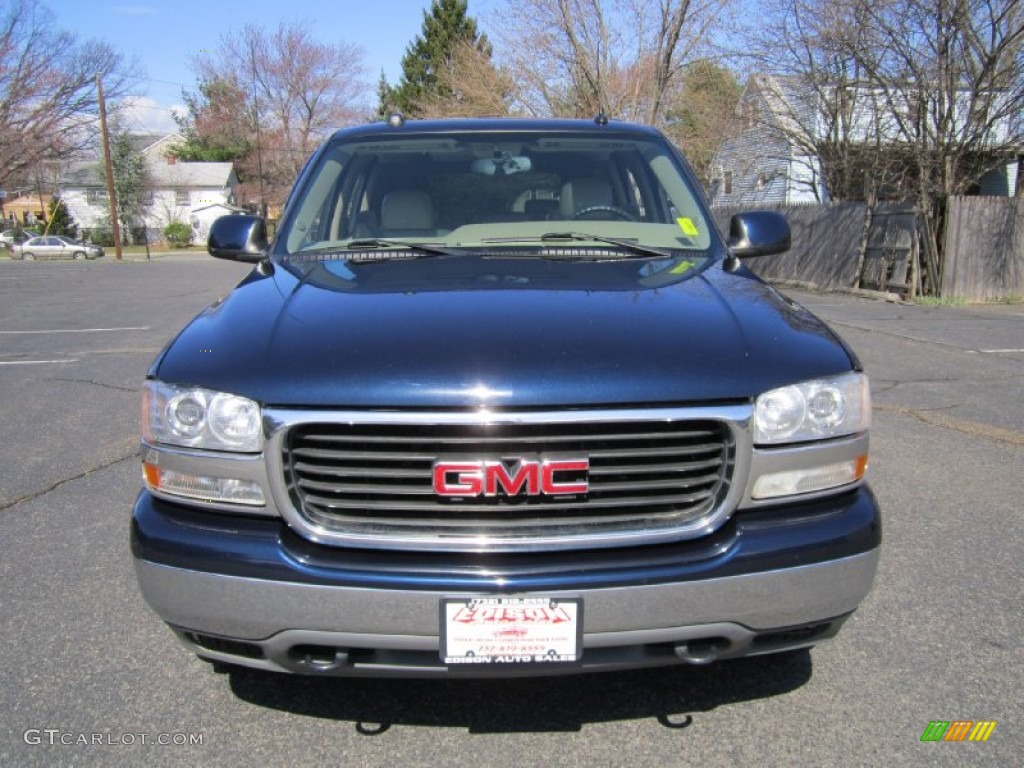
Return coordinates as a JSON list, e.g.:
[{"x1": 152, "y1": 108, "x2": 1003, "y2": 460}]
[{"x1": 769, "y1": 279, "x2": 904, "y2": 303}]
